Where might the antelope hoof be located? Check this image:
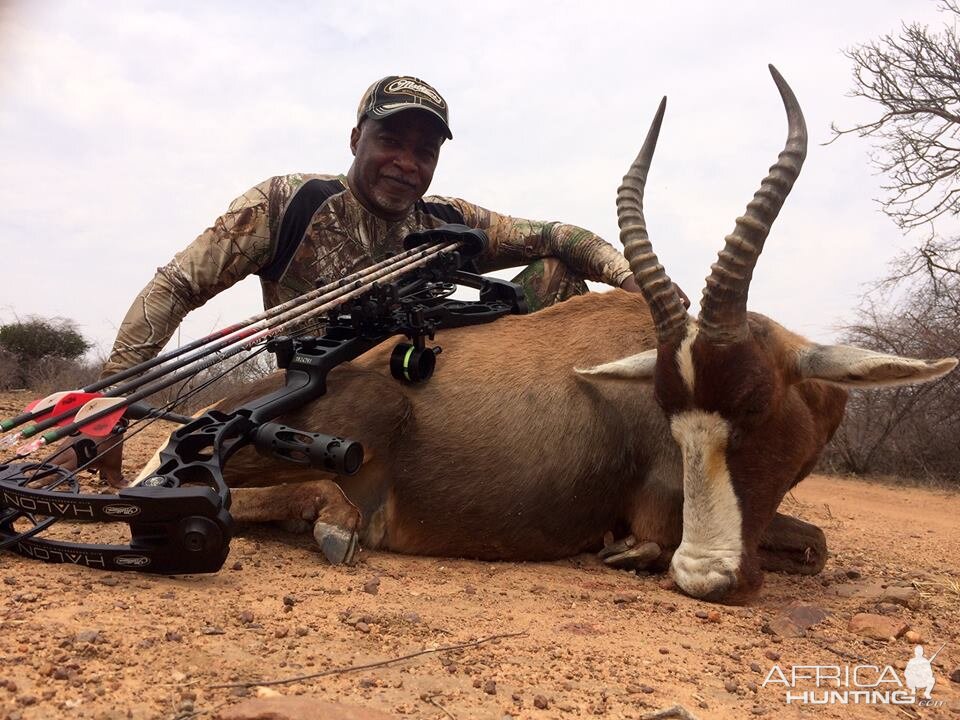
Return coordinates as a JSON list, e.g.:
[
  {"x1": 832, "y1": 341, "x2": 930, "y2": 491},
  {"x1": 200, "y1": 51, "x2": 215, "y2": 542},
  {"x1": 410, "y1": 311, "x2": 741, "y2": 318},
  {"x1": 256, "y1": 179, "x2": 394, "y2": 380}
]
[
  {"x1": 598, "y1": 534, "x2": 637, "y2": 560},
  {"x1": 313, "y1": 521, "x2": 359, "y2": 565},
  {"x1": 603, "y1": 541, "x2": 661, "y2": 570}
]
